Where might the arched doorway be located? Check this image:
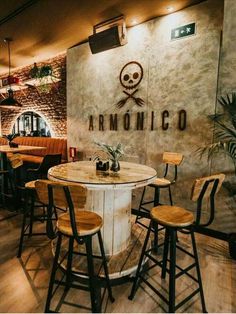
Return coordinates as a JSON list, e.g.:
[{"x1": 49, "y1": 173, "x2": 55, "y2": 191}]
[{"x1": 12, "y1": 111, "x2": 51, "y2": 137}]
